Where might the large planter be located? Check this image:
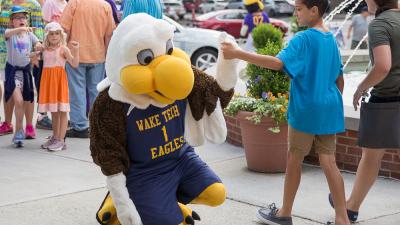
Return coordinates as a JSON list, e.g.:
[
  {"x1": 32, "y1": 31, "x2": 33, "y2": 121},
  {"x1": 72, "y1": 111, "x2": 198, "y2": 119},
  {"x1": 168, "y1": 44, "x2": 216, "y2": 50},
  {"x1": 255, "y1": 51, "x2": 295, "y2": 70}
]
[{"x1": 237, "y1": 111, "x2": 288, "y2": 173}]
